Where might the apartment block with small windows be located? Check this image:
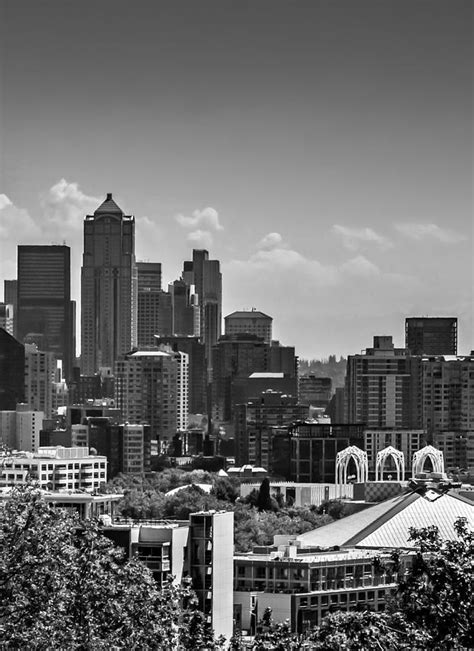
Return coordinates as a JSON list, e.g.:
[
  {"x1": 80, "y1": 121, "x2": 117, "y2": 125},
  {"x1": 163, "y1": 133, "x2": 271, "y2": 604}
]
[{"x1": 0, "y1": 446, "x2": 107, "y2": 491}]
